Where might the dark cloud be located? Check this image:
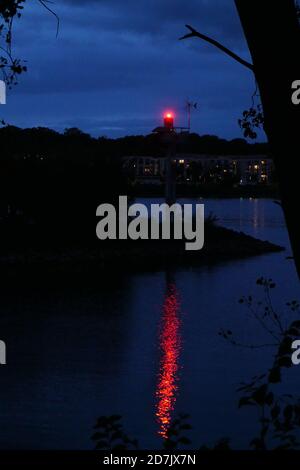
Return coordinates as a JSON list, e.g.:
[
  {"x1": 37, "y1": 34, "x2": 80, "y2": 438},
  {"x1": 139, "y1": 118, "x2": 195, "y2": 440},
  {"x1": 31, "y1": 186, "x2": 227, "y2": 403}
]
[{"x1": 60, "y1": 0, "x2": 246, "y2": 41}]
